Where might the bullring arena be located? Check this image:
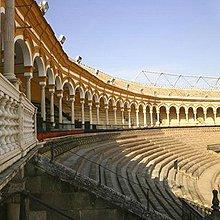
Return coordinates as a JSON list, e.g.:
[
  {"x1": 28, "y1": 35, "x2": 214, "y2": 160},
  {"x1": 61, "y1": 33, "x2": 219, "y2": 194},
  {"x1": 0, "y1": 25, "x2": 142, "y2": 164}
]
[{"x1": 0, "y1": 0, "x2": 220, "y2": 219}]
